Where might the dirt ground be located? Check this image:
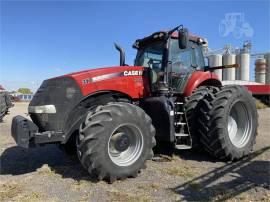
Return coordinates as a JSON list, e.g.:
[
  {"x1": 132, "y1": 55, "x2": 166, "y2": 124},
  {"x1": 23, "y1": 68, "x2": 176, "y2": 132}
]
[{"x1": 0, "y1": 102, "x2": 269, "y2": 202}]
